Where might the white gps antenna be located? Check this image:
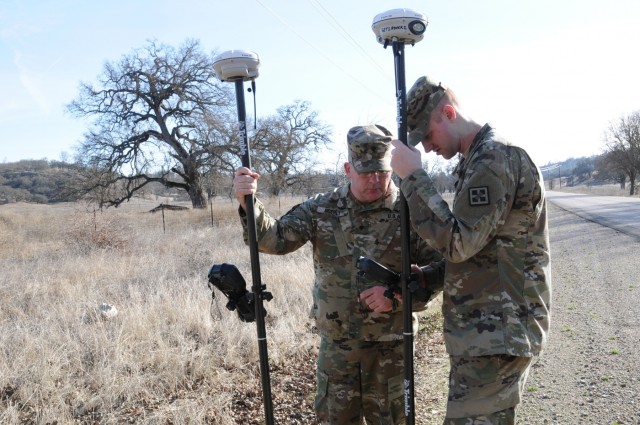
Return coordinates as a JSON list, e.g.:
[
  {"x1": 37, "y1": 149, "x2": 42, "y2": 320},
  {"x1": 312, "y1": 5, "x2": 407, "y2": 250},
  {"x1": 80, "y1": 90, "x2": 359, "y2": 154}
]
[
  {"x1": 372, "y1": 8, "x2": 428, "y2": 47},
  {"x1": 372, "y1": 8, "x2": 428, "y2": 425},
  {"x1": 212, "y1": 49, "x2": 274, "y2": 425},
  {"x1": 213, "y1": 49, "x2": 260, "y2": 128},
  {"x1": 212, "y1": 49, "x2": 260, "y2": 82}
]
